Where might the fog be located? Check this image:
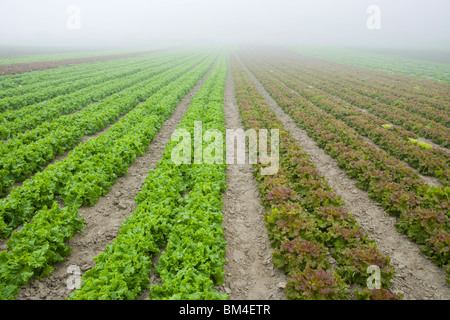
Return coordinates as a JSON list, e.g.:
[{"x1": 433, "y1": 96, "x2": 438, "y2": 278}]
[{"x1": 0, "y1": 0, "x2": 449, "y2": 49}]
